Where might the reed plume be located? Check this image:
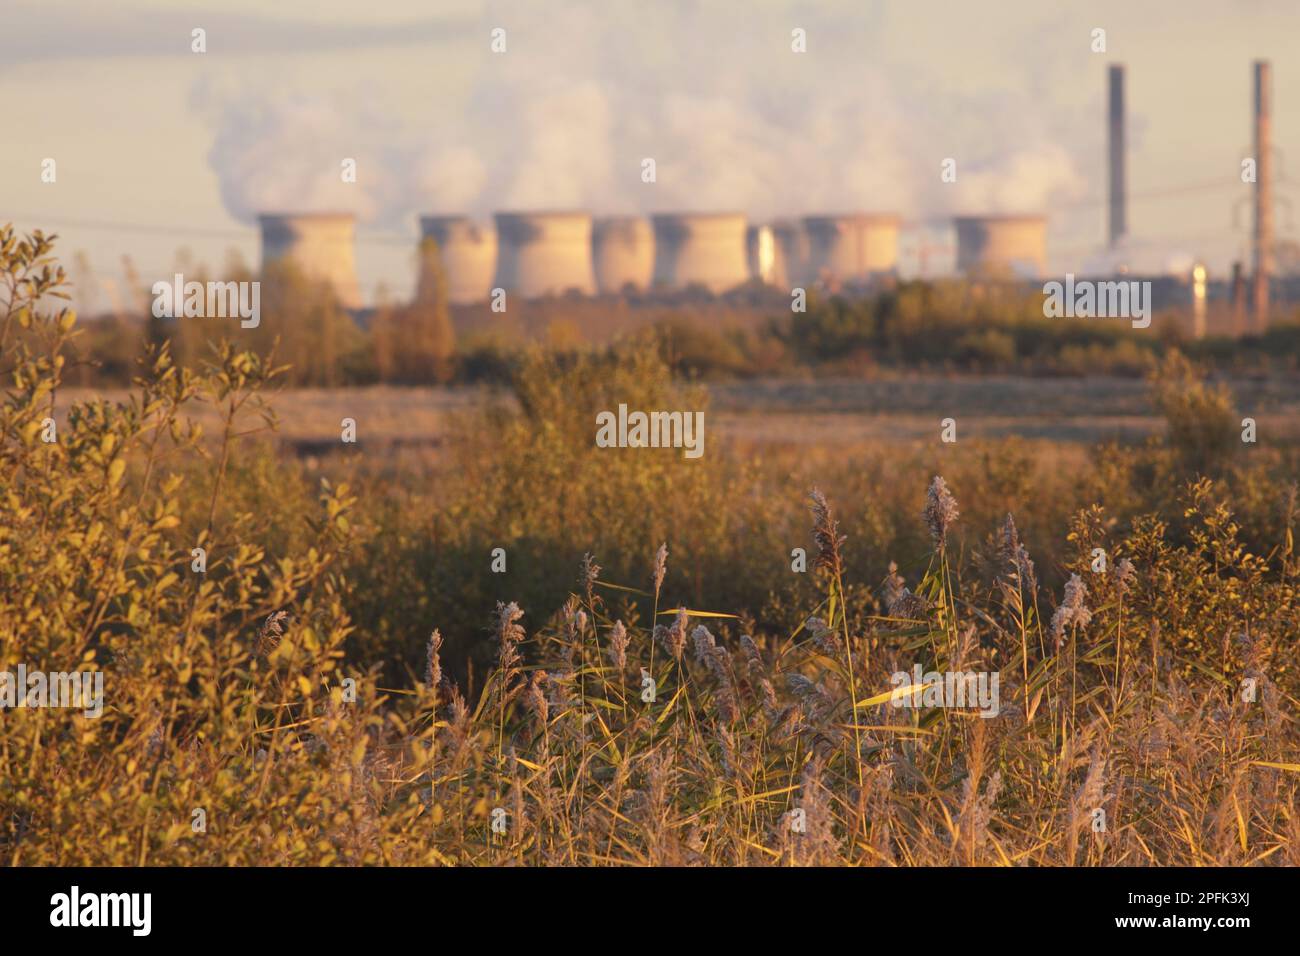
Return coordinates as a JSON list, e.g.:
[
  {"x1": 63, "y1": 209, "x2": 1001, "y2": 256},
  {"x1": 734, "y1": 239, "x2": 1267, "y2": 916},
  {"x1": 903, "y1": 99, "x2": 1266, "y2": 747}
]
[{"x1": 924, "y1": 476, "x2": 959, "y2": 549}]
